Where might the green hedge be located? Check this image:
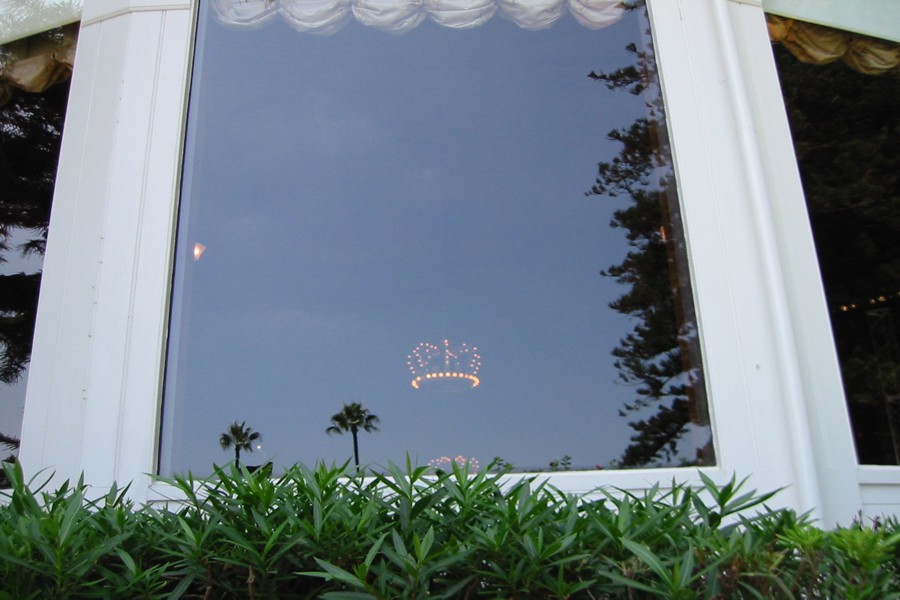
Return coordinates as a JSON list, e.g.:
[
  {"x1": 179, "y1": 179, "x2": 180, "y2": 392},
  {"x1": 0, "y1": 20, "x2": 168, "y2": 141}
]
[{"x1": 1, "y1": 461, "x2": 898, "y2": 599}]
